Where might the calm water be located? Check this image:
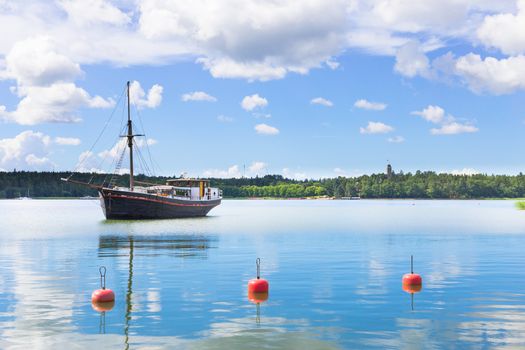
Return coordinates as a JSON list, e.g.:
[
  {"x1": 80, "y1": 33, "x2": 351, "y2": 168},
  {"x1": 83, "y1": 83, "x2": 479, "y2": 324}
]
[{"x1": 1, "y1": 199, "x2": 525, "y2": 349}]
